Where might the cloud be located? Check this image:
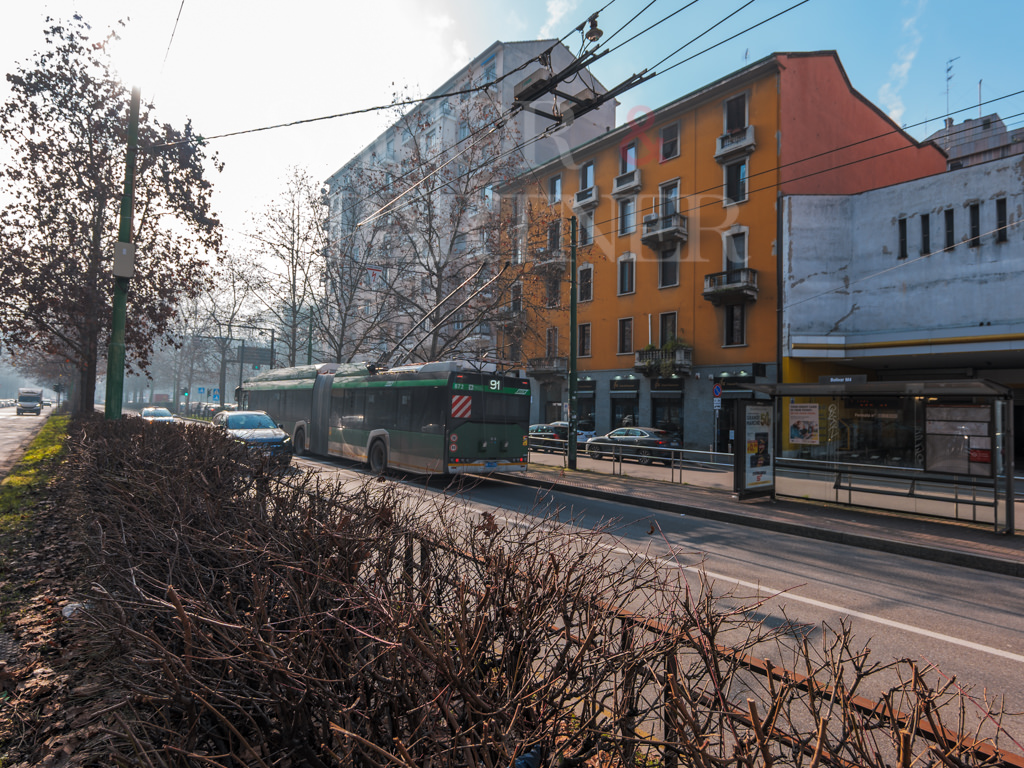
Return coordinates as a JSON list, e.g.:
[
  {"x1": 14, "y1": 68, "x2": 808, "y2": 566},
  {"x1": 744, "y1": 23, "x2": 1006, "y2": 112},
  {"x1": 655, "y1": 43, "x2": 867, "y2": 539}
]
[
  {"x1": 878, "y1": 0, "x2": 926, "y2": 126},
  {"x1": 538, "y1": 0, "x2": 579, "y2": 39}
]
